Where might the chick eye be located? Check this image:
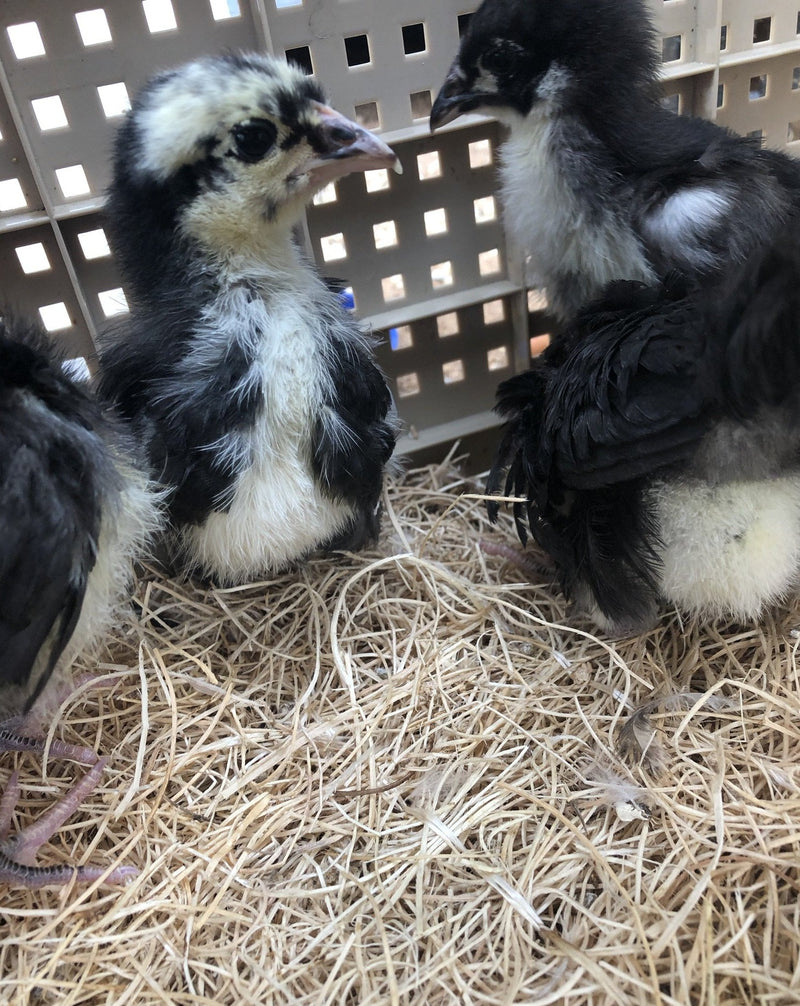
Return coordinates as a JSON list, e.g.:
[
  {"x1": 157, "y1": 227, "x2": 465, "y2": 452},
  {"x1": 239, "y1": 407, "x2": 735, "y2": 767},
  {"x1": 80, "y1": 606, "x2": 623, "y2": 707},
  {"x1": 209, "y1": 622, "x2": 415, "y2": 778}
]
[
  {"x1": 484, "y1": 40, "x2": 523, "y2": 74},
  {"x1": 232, "y1": 120, "x2": 278, "y2": 163}
]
